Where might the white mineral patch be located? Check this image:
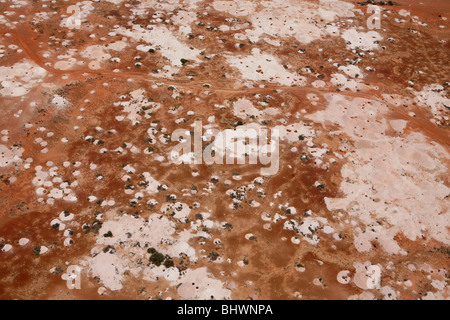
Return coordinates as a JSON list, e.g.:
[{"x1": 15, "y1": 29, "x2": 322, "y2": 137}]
[
  {"x1": 59, "y1": 211, "x2": 75, "y2": 221},
  {"x1": 39, "y1": 246, "x2": 49, "y2": 254},
  {"x1": 232, "y1": 98, "x2": 263, "y2": 119},
  {"x1": 132, "y1": 0, "x2": 201, "y2": 13},
  {"x1": 160, "y1": 202, "x2": 191, "y2": 223},
  {"x1": 341, "y1": 28, "x2": 383, "y2": 51},
  {"x1": 284, "y1": 216, "x2": 328, "y2": 245},
  {"x1": 380, "y1": 286, "x2": 399, "y2": 300},
  {"x1": 89, "y1": 213, "x2": 208, "y2": 290},
  {"x1": 151, "y1": 65, "x2": 180, "y2": 79},
  {"x1": 89, "y1": 251, "x2": 128, "y2": 291},
  {"x1": 104, "y1": 40, "x2": 128, "y2": 51},
  {"x1": 175, "y1": 267, "x2": 231, "y2": 299},
  {"x1": 212, "y1": 1, "x2": 256, "y2": 16},
  {"x1": 235, "y1": 0, "x2": 354, "y2": 44},
  {"x1": 54, "y1": 51, "x2": 79, "y2": 70},
  {"x1": 117, "y1": 25, "x2": 202, "y2": 67},
  {"x1": 295, "y1": 264, "x2": 306, "y2": 272},
  {"x1": 414, "y1": 84, "x2": 450, "y2": 125},
  {"x1": 60, "y1": 0, "x2": 94, "y2": 29},
  {"x1": 331, "y1": 73, "x2": 364, "y2": 91},
  {"x1": 0, "y1": 60, "x2": 47, "y2": 97},
  {"x1": 431, "y1": 279, "x2": 446, "y2": 291},
  {"x1": 18, "y1": 238, "x2": 29, "y2": 246},
  {"x1": 142, "y1": 172, "x2": 160, "y2": 194},
  {"x1": 338, "y1": 65, "x2": 365, "y2": 78},
  {"x1": 97, "y1": 287, "x2": 107, "y2": 295},
  {"x1": 399, "y1": 9, "x2": 410, "y2": 17},
  {"x1": 115, "y1": 89, "x2": 160, "y2": 125},
  {"x1": 353, "y1": 261, "x2": 381, "y2": 290},
  {"x1": 81, "y1": 45, "x2": 111, "y2": 70},
  {"x1": 227, "y1": 48, "x2": 306, "y2": 86},
  {"x1": 0, "y1": 144, "x2": 24, "y2": 167},
  {"x1": 1, "y1": 244, "x2": 12, "y2": 252},
  {"x1": 172, "y1": 10, "x2": 197, "y2": 35},
  {"x1": 337, "y1": 270, "x2": 352, "y2": 284},
  {"x1": 312, "y1": 80, "x2": 326, "y2": 88},
  {"x1": 389, "y1": 119, "x2": 408, "y2": 133},
  {"x1": 51, "y1": 95, "x2": 69, "y2": 108},
  {"x1": 308, "y1": 94, "x2": 450, "y2": 254}
]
